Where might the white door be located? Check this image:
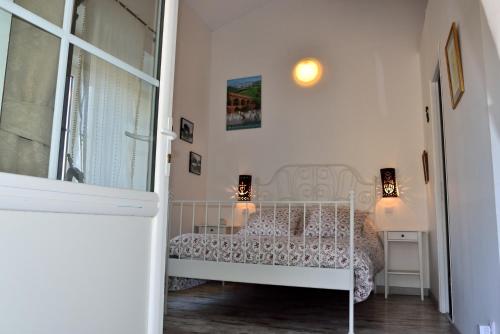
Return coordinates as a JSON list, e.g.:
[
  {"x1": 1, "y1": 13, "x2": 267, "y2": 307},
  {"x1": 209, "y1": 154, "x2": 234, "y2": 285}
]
[{"x1": 0, "y1": 0, "x2": 179, "y2": 333}]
